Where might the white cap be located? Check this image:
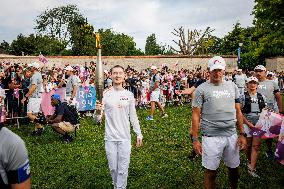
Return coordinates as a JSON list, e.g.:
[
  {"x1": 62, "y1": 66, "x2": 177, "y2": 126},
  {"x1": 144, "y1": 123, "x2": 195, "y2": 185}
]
[
  {"x1": 64, "y1": 66, "x2": 73, "y2": 71},
  {"x1": 246, "y1": 76, "x2": 259, "y2": 83},
  {"x1": 151, "y1": 65, "x2": 157, "y2": 70},
  {"x1": 31, "y1": 62, "x2": 40, "y2": 69},
  {"x1": 266, "y1": 71, "x2": 274, "y2": 76},
  {"x1": 254, "y1": 65, "x2": 266, "y2": 71},
  {"x1": 237, "y1": 69, "x2": 242, "y2": 72},
  {"x1": 208, "y1": 56, "x2": 226, "y2": 71}
]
